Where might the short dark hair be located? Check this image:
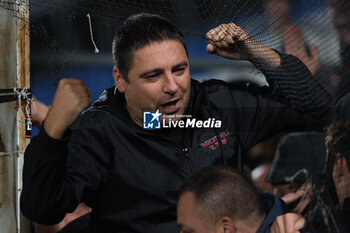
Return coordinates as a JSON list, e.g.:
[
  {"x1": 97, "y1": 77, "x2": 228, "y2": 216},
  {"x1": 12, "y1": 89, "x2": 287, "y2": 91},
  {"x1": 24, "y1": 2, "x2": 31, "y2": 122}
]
[
  {"x1": 112, "y1": 13, "x2": 188, "y2": 81},
  {"x1": 180, "y1": 166, "x2": 265, "y2": 226}
]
